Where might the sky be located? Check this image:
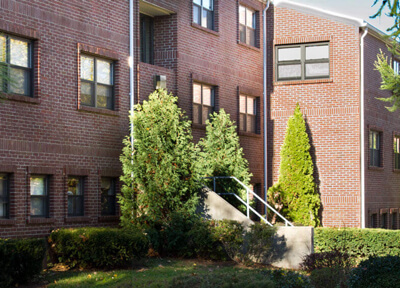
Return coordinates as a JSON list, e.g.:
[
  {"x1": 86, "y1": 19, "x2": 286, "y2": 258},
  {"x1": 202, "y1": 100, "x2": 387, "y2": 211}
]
[{"x1": 288, "y1": 0, "x2": 394, "y2": 34}]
